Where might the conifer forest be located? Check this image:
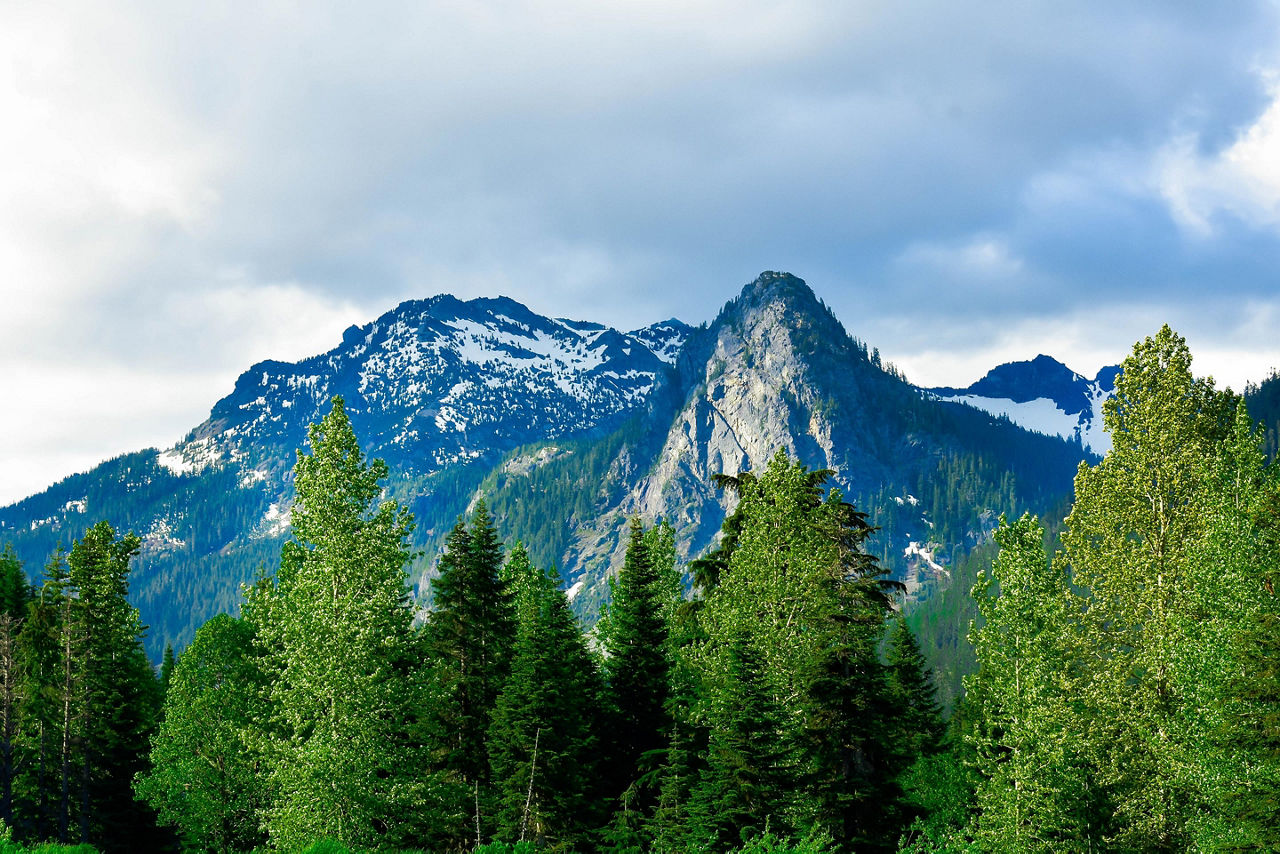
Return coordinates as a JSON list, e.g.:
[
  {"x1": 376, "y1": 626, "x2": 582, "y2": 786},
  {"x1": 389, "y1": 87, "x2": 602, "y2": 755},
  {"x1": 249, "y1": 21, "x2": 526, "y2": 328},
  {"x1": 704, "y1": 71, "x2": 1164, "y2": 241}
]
[{"x1": 2, "y1": 325, "x2": 1279, "y2": 853}]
